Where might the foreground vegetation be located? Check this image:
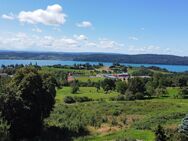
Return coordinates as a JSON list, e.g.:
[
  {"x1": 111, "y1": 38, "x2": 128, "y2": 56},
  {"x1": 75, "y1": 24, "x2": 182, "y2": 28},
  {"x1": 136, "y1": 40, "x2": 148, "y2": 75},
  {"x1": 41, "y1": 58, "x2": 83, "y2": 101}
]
[{"x1": 0, "y1": 63, "x2": 188, "y2": 141}]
